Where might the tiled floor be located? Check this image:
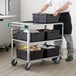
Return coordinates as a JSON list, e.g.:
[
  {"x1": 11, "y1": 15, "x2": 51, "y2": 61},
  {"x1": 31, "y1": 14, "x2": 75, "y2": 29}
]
[{"x1": 0, "y1": 49, "x2": 76, "y2": 76}]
